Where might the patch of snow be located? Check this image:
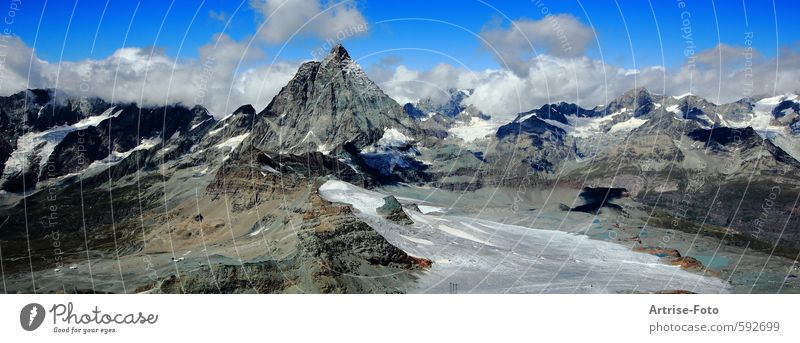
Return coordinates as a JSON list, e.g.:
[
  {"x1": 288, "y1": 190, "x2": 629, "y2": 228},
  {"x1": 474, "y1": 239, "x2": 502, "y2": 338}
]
[
  {"x1": 359, "y1": 128, "x2": 419, "y2": 173},
  {"x1": 541, "y1": 118, "x2": 572, "y2": 132},
  {"x1": 134, "y1": 137, "x2": 162, "y2": 151},
  {"x1": 728, "y1": 95, "x2": 794, "y2": 133},
  {"x1": 82, "y1": 137, "x2": 161, "y2": 173},
  {"x1": 609, "y1": 117, "x2": 648, "y2": 132},
  {"x1": 716, "y1": 114, "x2": 731, "y2": 128},
  {"x1": 377, "y1": 127, "x2": 411, "y2": 148},
  {"x1": 418, "y1": 205, "x2": 445, "y2": 214},
  {"x1": 317, "y1": 143, "x2": 332, "y2": 155},
  {"x1": 513, "y1": 109, "x2": 623, "y2": 139},
  {"x1": 207, "y1": 113, "x2": 238, "y2": 136},
  {"x1": 193, "y1": 166, "x2": 210, "y2": 177},
  {"x1": 517, "y1": 112, "x2": 536, "y2": 123},
  {"x1": 249, "y1": 225, "x2": 268, "y2": 237},
  {"x1": 285, "y1": 130, "x2": 322, "y2": 153},
  {"x1": 218, "y1": 111, "x2": 235, "y2": 122},
  {"x1": 448, "y1": 117, "x2": 499, "y2": 142},
  {"x1": 767, "y1": 134, "x2": 800, "y2": 161},
  {"x1": 319, "y1": 180, "x2": 385, "y2": 216},
  {"x1": 695, "y1": 114, "x2": 714, "y2": 127},
  {"x1": 569, "y1": 109, "x2": 622, "y2": 138},
  {"x1": 419, "y1": 112, "x2": 436, "y2": 122},
  {"x1": 673, "y1": 92, "x2": 693, "y2": 100},
  {"x1": 215, "y1": 133, "x2": 250, "y2": 152},
  {"x1": 757, "y1": 94, "x2": 793, "y2": 107},
  {"x1": 73, "y1": 106, "x2": 123, "y2": 128},
  {"x1": 260, "y1": 164, "x2": 281, "y2": 175},
  {"x1": 666, "y1": 104, "x2": 681, "y2": 114},
  {"x1": 190, "y1": 118, "x2": 212, "y2": 131},
  {"x1": 1, "y1": 106, "x2": 123, "y2": 183},
  {"x1": 340, "y1": 58, "x2": 384, "y2": 95},
  {"x1": 718, "y1": 94, "x2": 800, "y2": 160}
]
